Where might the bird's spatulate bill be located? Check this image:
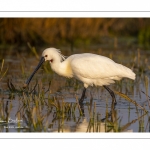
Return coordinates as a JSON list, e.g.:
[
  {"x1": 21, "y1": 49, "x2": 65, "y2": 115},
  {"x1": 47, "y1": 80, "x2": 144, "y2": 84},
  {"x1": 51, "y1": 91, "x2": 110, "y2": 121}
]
[{"x1": 23, "y1": 57, "x2": 45, "y2": 88}]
